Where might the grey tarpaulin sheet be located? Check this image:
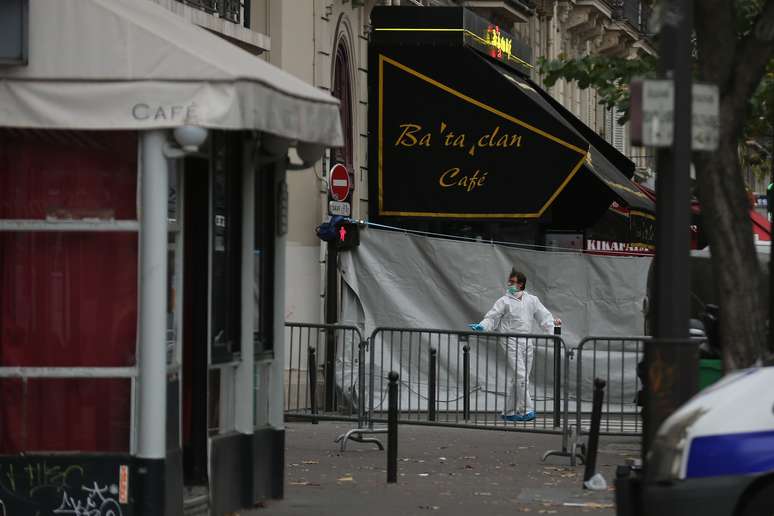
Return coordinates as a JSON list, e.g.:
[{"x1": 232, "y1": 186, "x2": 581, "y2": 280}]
[{"x1": 338, "y1": 227, "x2": 652, "y2": 412}]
